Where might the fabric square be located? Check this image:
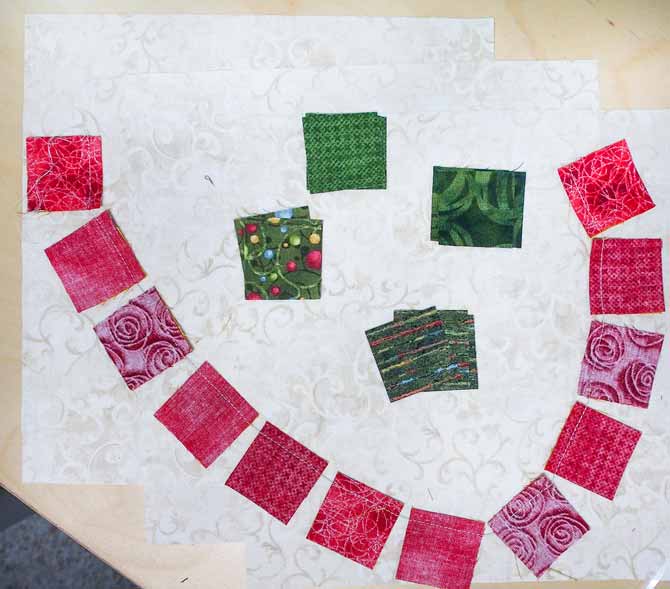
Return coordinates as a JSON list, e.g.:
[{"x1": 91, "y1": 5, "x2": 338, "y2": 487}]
[
  {"x1": 396, "y1": 508, "x2": 484, "y2": 589},
  {"x1": 488, "y1": 475, "x2": 589, "y2": 577},
  {"x1": 45, "y1": 210, "x2": 145, "y2": 311},
  {"x1": 94, "y1": 287, "x2": 192, "y2": 390},
  {"x1": 225, "y1": 422, "x2": 328, "y2": 524},
  {"x1": 545, "y1": 402, "x2": 641, "y2": 500},
  {"x1": 154, "y1": 361, "x2": 258, "y2": 467},
  {"x1": 589, "y1": 238, "x2": 665, "y2": 315},
  {"x1": 234, "y1": 206, "x2": 322, "y2": 300},
  {"x1": 558, "y1": 139, "x2": 655, "y2": 237},
  {"x1": 366, "y1": 308, "x2": 447, "y2": 402},
  {"x1": 303, "y1": 112, "x2": 387, "y2": 193},
  {"x1": 394, "y1": 309, "x2": 478, "y2": 391},
  {"x1": 26, "y1": 135, "x2": 103, "y2": 211},
  {"x1": 306, "y1": 472, "x2": 403, "y2": 569},
  {"x1": 431, "y1": 167, "x2": 526, "y2": 248},
  {"x1": 578, "y1": 320, "x2": 664, "y2": 408}
]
